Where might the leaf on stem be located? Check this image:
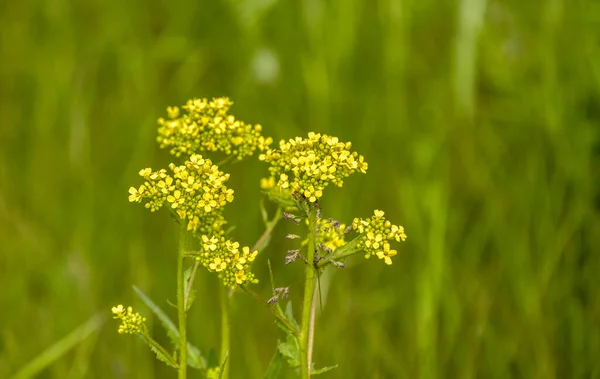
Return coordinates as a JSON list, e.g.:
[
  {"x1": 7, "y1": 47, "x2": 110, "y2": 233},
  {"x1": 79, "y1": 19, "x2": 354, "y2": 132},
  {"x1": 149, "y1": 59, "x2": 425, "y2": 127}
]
[
  {"x1": 311, "y1": 365, "x2": 338, "y2": 375},
  {"x1": 138, "y1": 334, "x2": 179, "y2": 368},
  {"x1": 262, "y1": 350, "x2": 285, "y2": 379},
  {"x1": 133, "y1": 285, "x2": 207, "y2": 369}
]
